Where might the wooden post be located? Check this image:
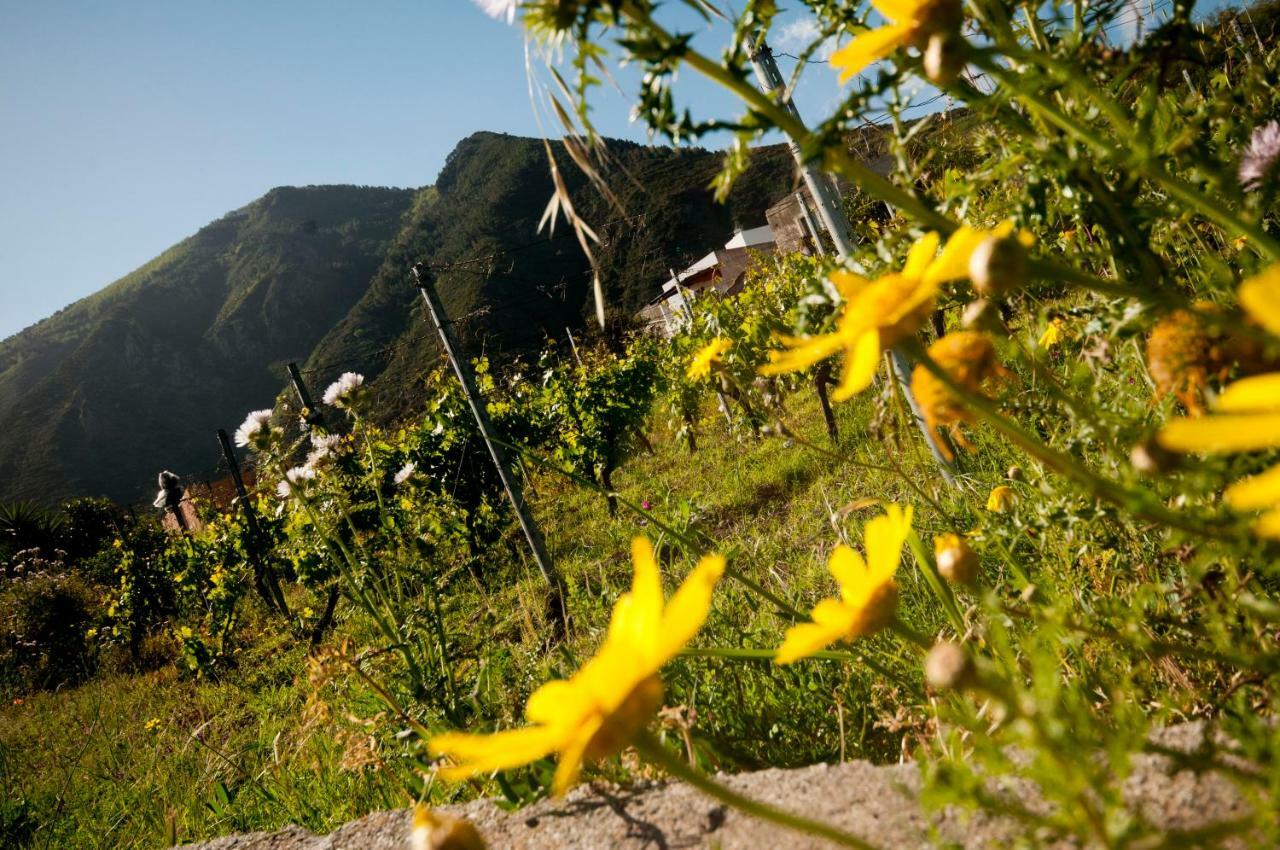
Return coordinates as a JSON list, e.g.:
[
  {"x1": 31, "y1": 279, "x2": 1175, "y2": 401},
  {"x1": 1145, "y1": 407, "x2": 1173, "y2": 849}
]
[
  {"x1": 216, "y1": 428, "x2": 290, "y2": 615},
  {"x1": 410, "y1": 262, "x2": 568, "y2": 638},
  {"x1": 287, "y1": 363, "x2": 324, "y2": 431}
]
